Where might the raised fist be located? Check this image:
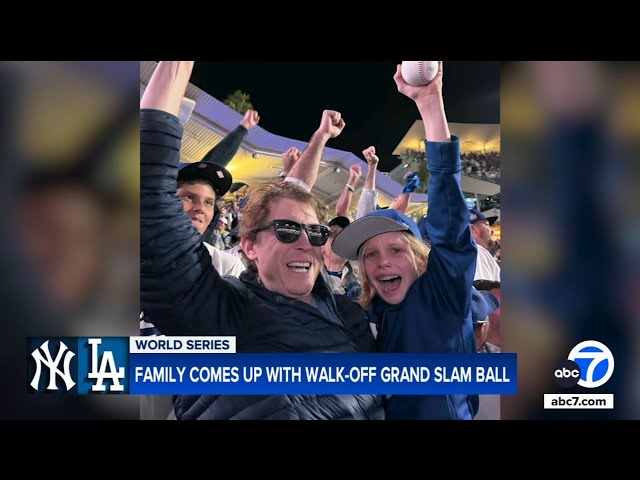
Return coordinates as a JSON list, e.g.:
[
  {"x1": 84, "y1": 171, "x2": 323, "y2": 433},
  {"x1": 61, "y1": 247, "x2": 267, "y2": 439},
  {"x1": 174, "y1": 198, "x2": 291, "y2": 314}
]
[
  {"x1": 362, "y1": 146, "x2": 379, "y2": 166},
  {"x1": 282, "y1": 146, "x2": 301, "y2": 172},
  {"x1": 318, "y1": 110, "x2": 346, "y2": 139},
  {"x1": 240, "y1": 109, "x2": 260, "y2": 129}
]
